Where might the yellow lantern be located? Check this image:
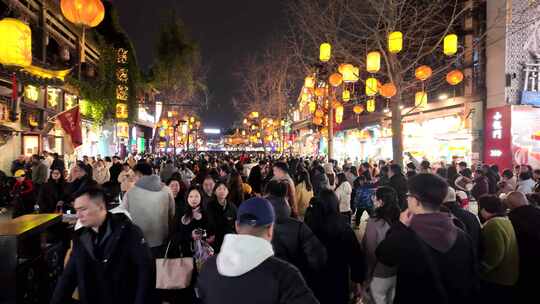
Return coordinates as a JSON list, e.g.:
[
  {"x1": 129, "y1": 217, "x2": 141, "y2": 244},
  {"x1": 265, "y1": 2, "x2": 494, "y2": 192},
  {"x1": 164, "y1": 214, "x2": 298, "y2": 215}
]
[
  {"x1": 446, "y1": 69, "x2": 464, "y2": 86},
  {"x1": 315, "y1": 109, "x2": 324, "y2": 118},
  {"x1": 335, "y1": 104, "x2": 344, "y2": 124},
  {"x1": 321, "y1": 128, "x2": 328, "y2": 137},
  {"x1": 308, "y1": 101, "x2": 317, "y2": 113},
  {"x1": 388, "y1": 31, "x2": 403, "y2": 53},
  {"x1": 0, "y1": 18, "x2": 32, "y2": 67},
  {"x1": 342, "y1": 89, "x2": 351, "y2": 102},
  {"x1": 367, "y1": 99, "x2": 376, "y2": 112},
  {"x1": 415, "y1": 91, "x2": 428, "y2": 107},
  {"x1": 250, "y1": 111, "x2": 259, "y2": 119},
  {"x1": 159, "y1": 129, "x2": 166, "y2": 137},
  {"x1": 117, "y1": 122, "x2": 129, "y2": 138},
  {"x1": 415, "y1": 65, "x2": 432, "y2": 81},
  {"x1": 366, "y1": 77, "x2": 379, "y2": 96},
  {"x1": 366, "y1": 51, "x2": 381, "y2": 73},
  {"x1": 320, "y1": 43, "x2": 331, "y2": 62},
  {"x1": 329, "y1": 73, "x2": 343, "y2": 87},
  {"x1": 380, "y1": 83, "x2": 397, "y2": 99},
  {"x1": 342, "y1": 64, "x2": 357, "y2": 83},
  {"x1": 304, "y1": 76, "x2": 315, "y2": 89},
  {"x1": 353, "y1": 104, "x2": 364, "y2": 114},
  {"x1": 116, "y1": 103, "x2": 128, "y2": 119},
  {"x1": 444, "y1": 34, "x2": 458, "y2": 56}
]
